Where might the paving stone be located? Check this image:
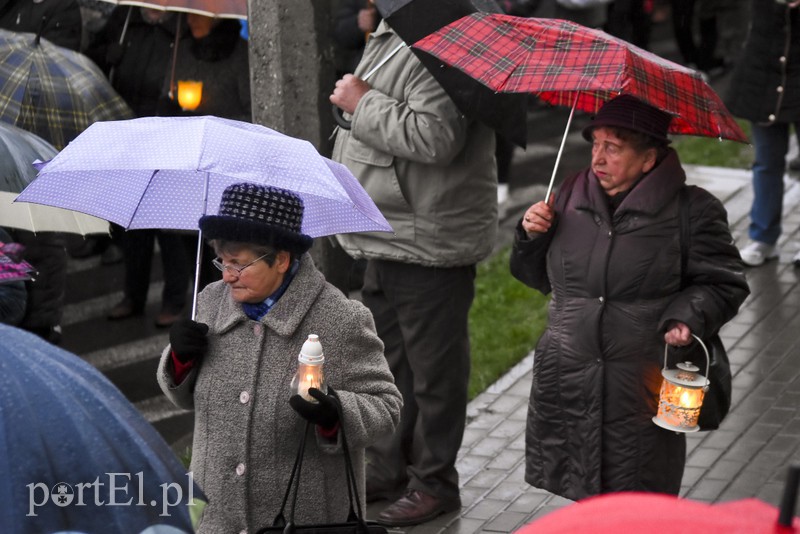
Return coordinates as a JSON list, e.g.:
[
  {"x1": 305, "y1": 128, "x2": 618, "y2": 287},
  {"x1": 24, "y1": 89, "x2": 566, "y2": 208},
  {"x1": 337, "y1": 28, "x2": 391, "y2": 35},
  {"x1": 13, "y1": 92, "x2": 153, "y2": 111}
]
[
  {"x1": 484, "y1": 480, "x2": 529, "y2": 502},
  {"x1": 482, "y1": 512, "x2": 529, "y2": 532},
  {"x1": 486, "y1": 449, "x2": 524, "y2": 471},
  {"x1": 687, "y1": 446, "x2": 725, "y2": 468},
  {"x1": 441, "y1": 518, "x2": 486, "y2": 534},
  {"x1": 505, "y1": 492, "x2": 551, "y2": 514},
  {"x1": 470, "y1": 437, "x2": 511, "y2": 458},
  {"x1": 462, "y1": 499, "x2": 509, "y2": 521},
  {"x1": 468, "y1": 468, "x2": 512, "y2": 489}
]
